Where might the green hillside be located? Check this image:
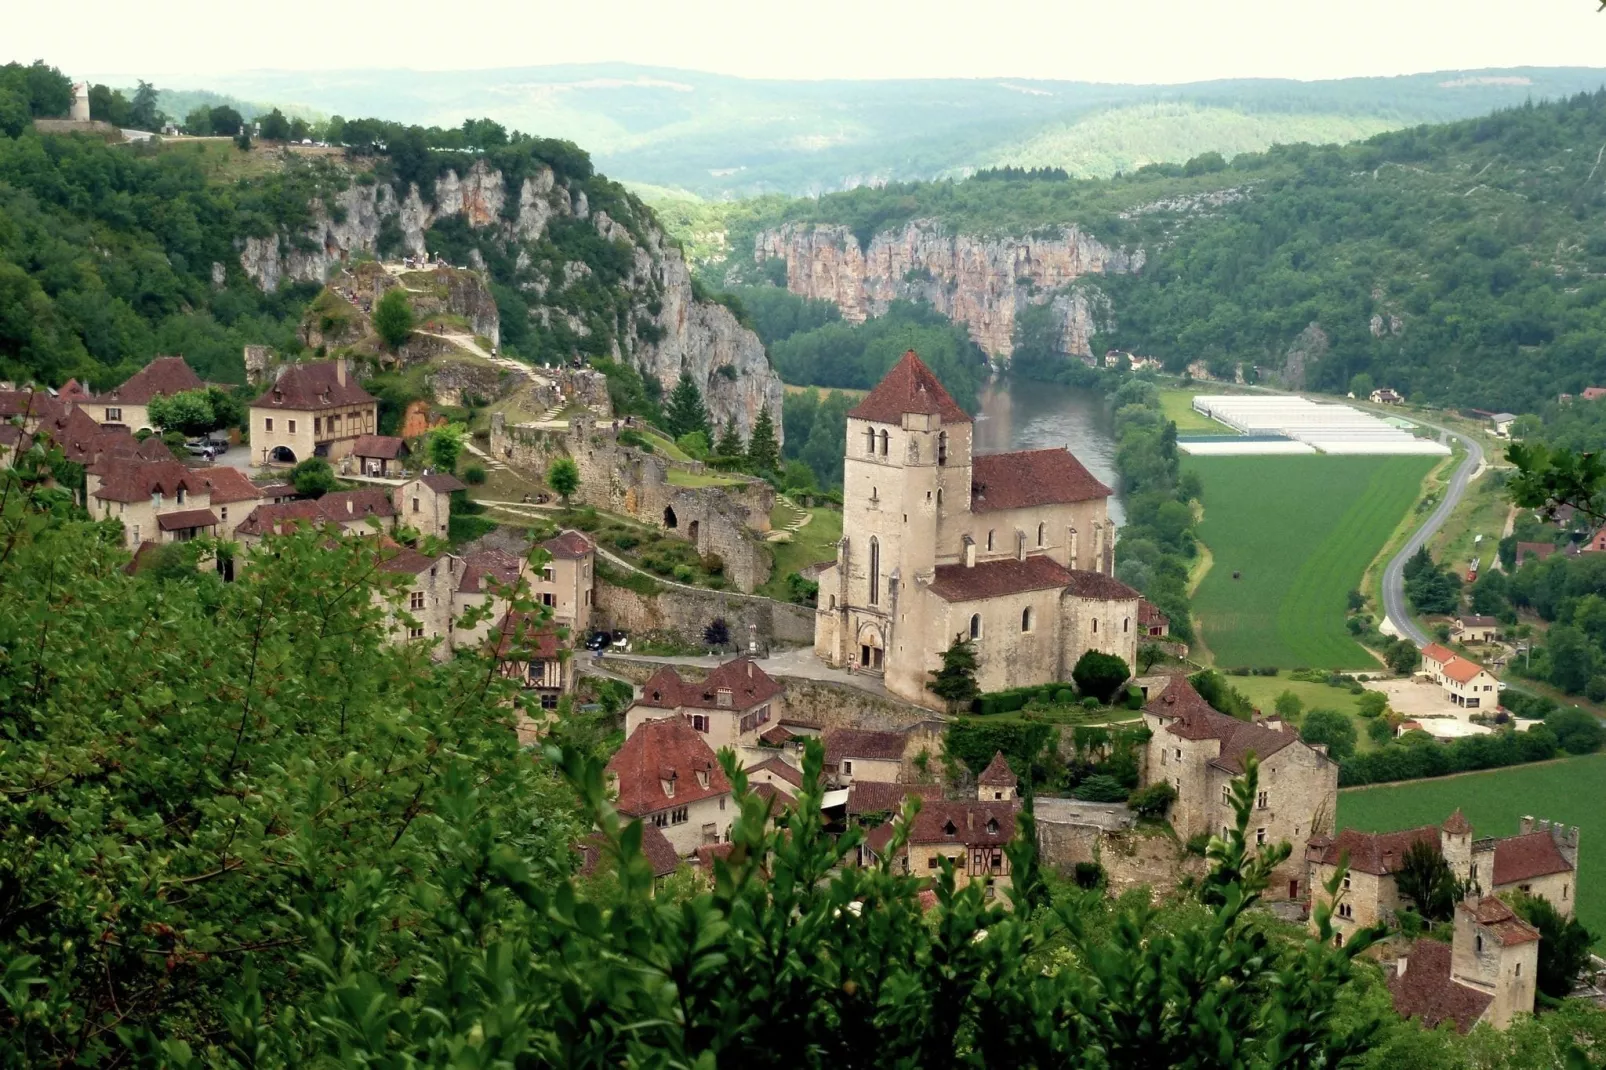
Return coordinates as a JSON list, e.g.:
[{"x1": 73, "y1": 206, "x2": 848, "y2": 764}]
[{"x1": 712, "y1": 89, "x2": 1606, "y2": 413}]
